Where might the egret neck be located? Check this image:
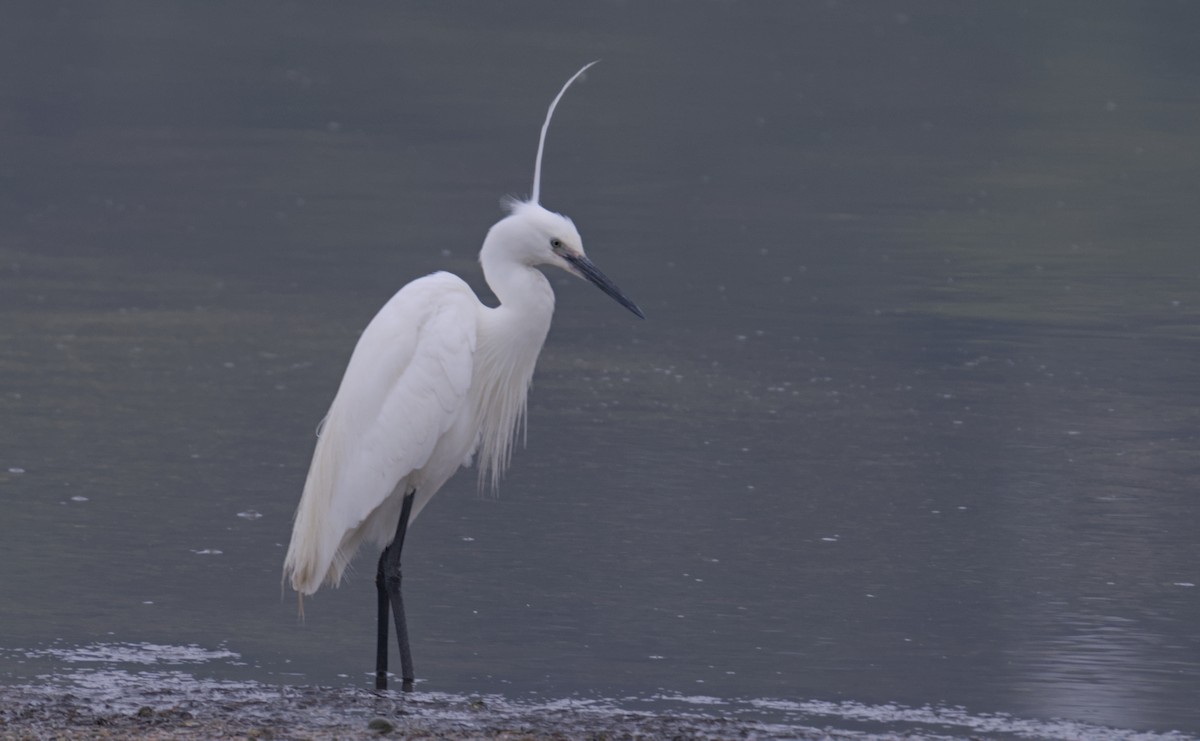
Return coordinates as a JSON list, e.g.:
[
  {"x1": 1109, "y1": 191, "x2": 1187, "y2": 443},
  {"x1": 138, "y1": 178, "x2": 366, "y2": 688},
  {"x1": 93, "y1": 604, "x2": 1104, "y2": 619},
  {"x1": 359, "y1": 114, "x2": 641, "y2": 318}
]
[{"x1": 473, "y1": 212, "x2": 557, "y2": 490}]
